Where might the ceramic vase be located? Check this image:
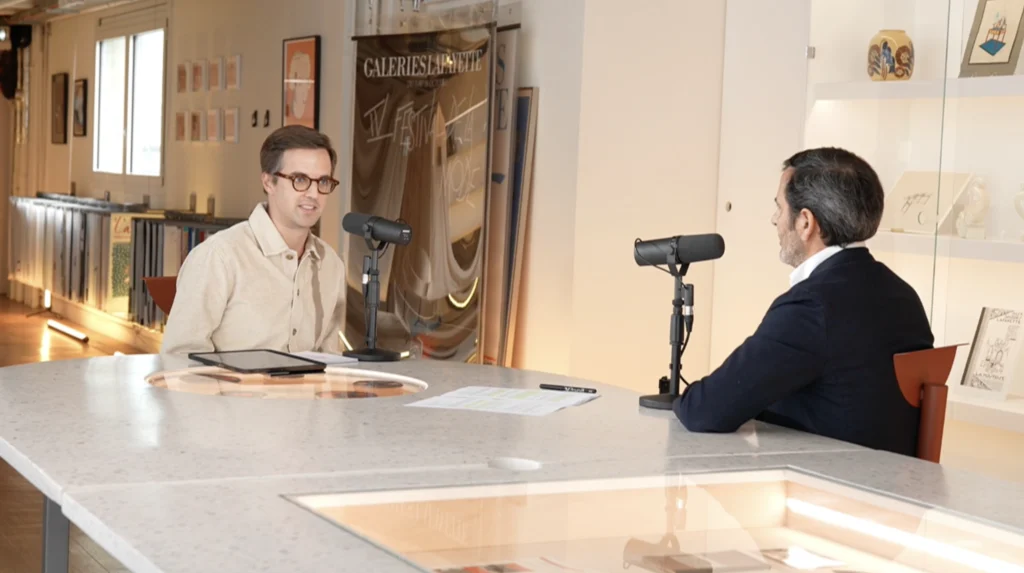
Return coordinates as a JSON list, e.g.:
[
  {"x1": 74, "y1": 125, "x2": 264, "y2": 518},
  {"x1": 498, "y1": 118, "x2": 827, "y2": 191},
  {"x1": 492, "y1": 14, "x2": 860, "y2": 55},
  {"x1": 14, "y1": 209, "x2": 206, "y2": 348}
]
[{"x1": 868, "y1": 30, "x2": 915, "y2": 81}]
